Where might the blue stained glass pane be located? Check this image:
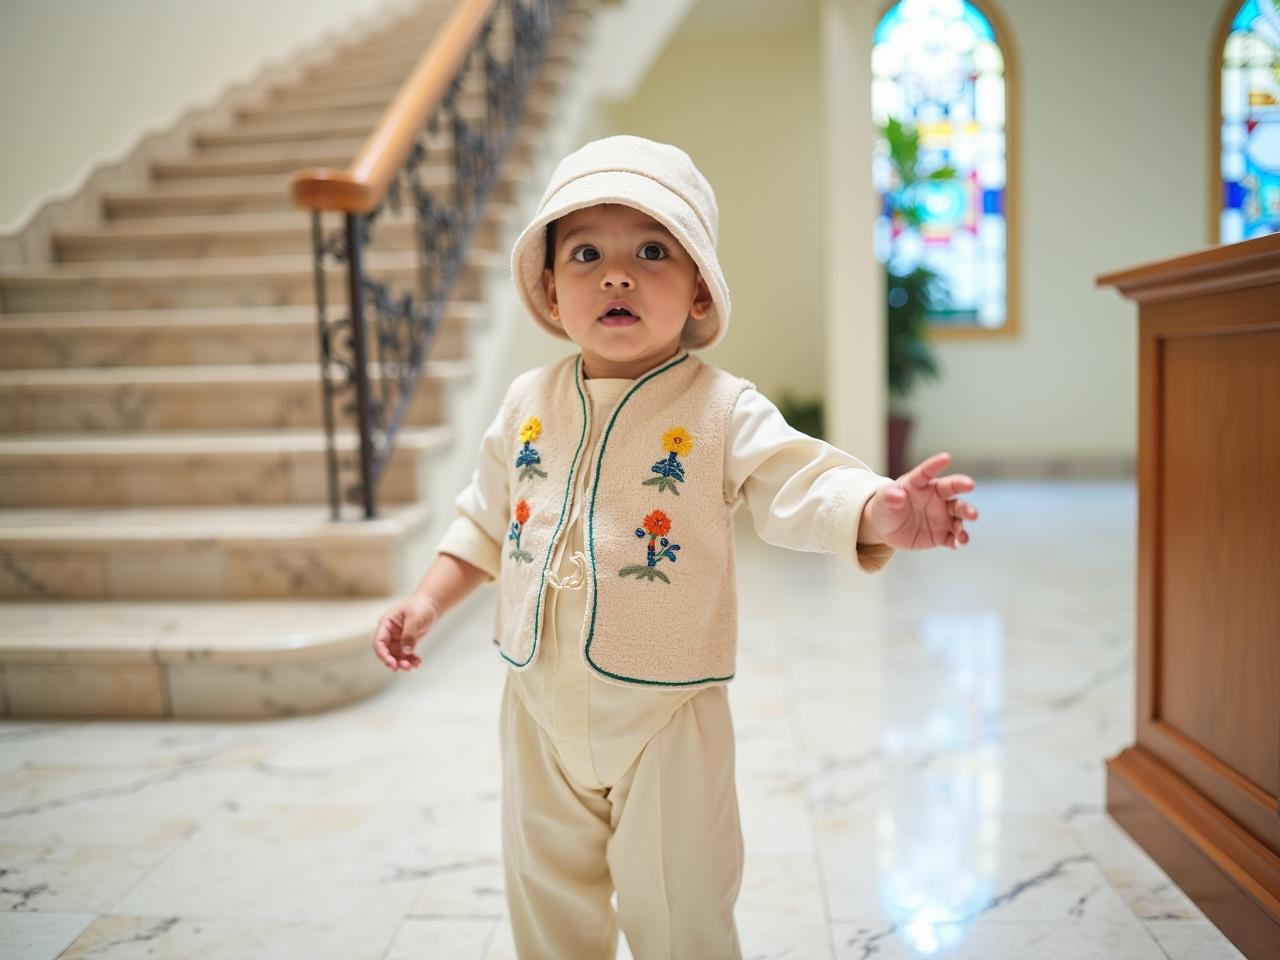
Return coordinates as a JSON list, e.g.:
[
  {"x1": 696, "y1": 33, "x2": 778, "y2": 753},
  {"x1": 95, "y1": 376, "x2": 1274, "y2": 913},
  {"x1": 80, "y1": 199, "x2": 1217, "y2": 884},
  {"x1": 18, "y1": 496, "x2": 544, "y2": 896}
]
[
  {"x1": 1218, "y1": 0, "x2": 1280, "y2": 241},
  {"x1": 873, "y1": 5, "x2": 903, "y2": 45},
  {"x1": 963, "y1": 5, "x2": 996, "y2": 41},
  {"x1": 982, "y1": 189, "x2": 1003, "y2": 215},
  {"x1": 1232, "y1": 0, "x2": 1258, "y2": 32}
]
